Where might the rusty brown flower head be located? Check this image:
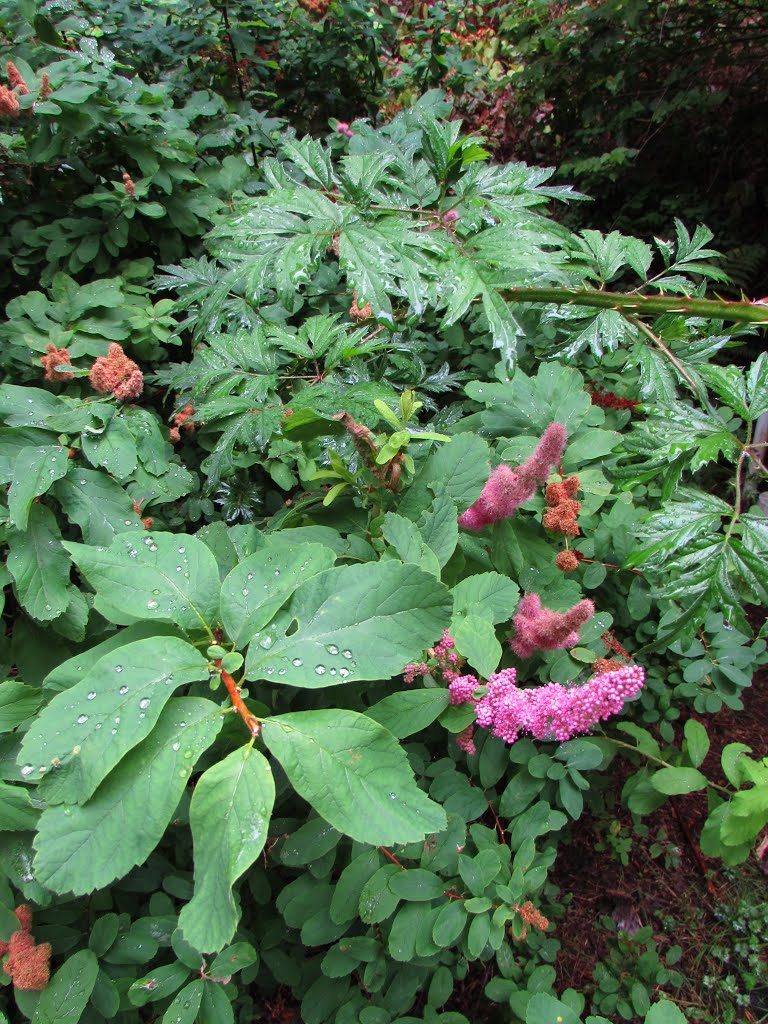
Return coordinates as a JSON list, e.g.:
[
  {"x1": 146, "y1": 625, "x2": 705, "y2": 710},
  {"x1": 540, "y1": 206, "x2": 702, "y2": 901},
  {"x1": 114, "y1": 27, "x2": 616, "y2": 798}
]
[{"x1": 89, "y1": 343, "x2": 143, "y2": 402}]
